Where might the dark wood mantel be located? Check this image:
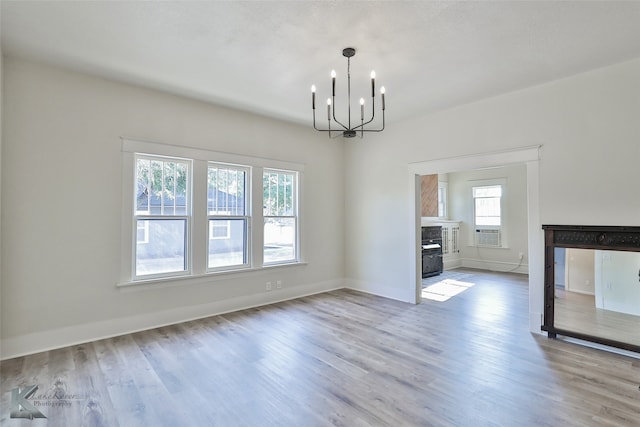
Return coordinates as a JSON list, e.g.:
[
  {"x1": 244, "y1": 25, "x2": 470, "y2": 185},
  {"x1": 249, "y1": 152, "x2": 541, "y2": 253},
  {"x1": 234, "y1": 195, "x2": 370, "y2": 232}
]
[{"x1": 542, "y1": 224, "x2": 640, "y2": 353}]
